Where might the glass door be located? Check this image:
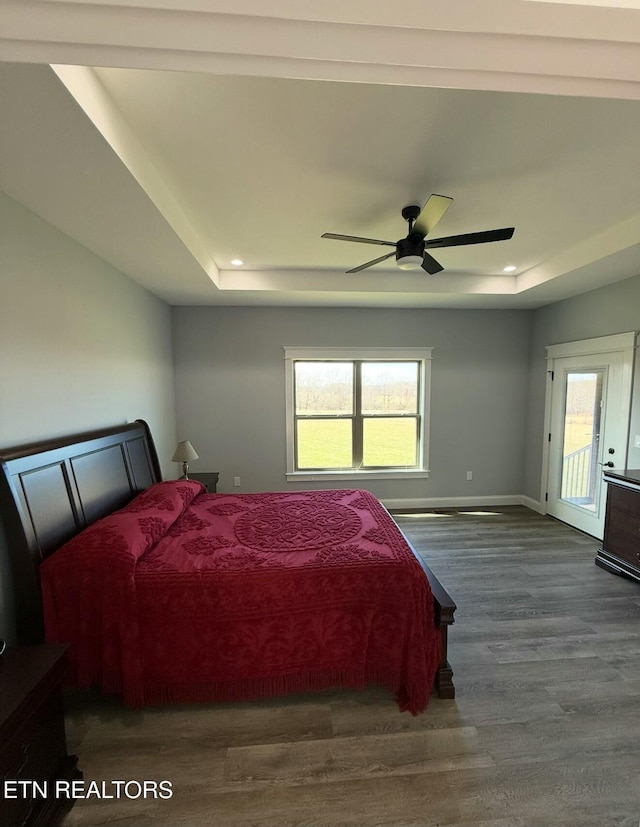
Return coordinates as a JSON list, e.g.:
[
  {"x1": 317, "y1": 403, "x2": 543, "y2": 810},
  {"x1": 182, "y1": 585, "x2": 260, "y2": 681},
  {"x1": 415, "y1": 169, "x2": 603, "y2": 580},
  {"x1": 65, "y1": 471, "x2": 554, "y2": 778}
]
[
  {"x1": 546, "y1": 350, "x2": 630, "y2": 538},
  {"x1": 559, "y1": 370, "x2": 604, "y2": 513}
]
